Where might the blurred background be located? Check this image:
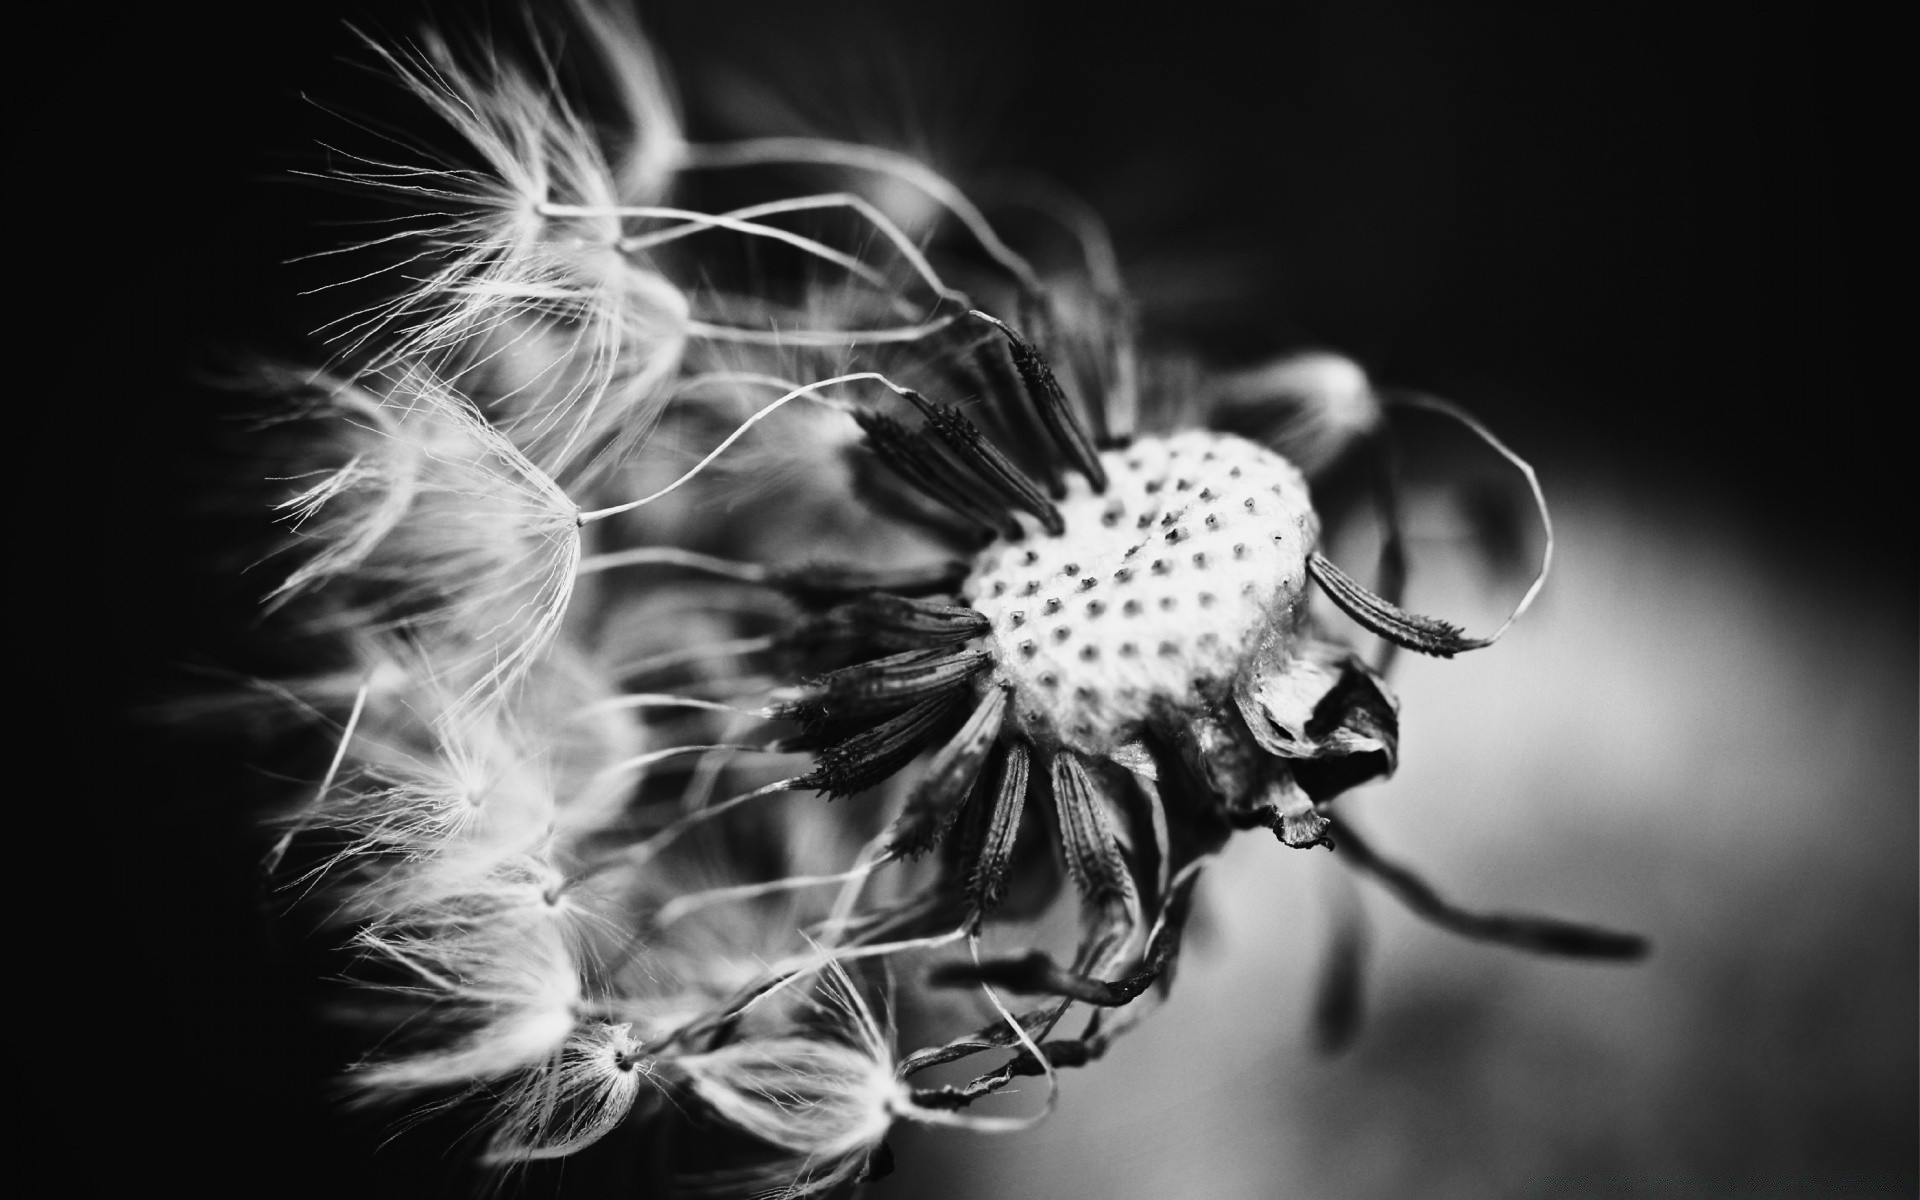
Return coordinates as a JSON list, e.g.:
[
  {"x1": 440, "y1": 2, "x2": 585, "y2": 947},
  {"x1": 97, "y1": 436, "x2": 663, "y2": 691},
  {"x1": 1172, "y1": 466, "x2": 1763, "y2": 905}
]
[{"x1": 40, "y1": 0, "x2": 1907, "y2": 1196}]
